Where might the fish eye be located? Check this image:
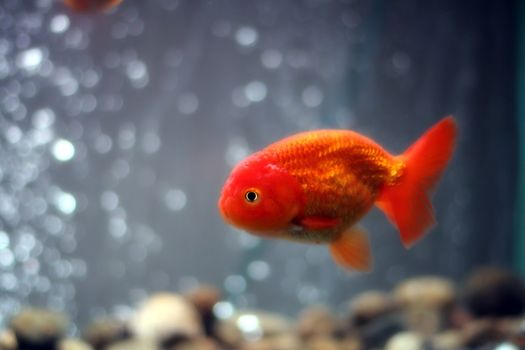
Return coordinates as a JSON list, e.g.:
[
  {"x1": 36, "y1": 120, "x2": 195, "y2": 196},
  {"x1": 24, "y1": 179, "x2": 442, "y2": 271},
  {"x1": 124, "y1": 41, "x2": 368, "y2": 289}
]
[{"x1": 244, "y1": 190, "x2": 259, "y2": 203}]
